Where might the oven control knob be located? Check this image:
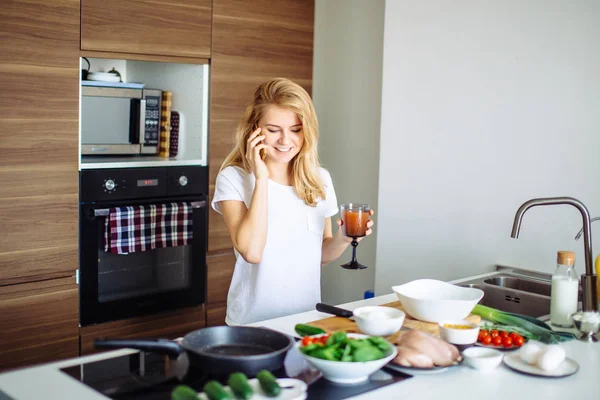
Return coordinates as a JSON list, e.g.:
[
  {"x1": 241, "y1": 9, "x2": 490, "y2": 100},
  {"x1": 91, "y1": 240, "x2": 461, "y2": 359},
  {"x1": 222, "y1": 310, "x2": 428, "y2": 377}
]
[
  {"x1": 179, "y1": 176, "x2": 188, "y2": 187},
  {"x1": 105, "y1": 179, "x2": 116, "y2": 191}
]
